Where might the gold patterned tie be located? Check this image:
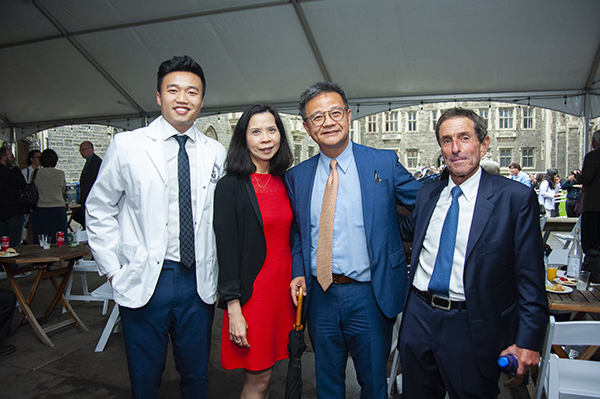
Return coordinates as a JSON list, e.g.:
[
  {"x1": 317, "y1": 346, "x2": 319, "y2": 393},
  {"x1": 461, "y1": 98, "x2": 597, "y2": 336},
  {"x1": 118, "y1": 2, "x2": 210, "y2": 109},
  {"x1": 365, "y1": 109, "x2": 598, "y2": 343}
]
[{"x1": 316, "y1": 159, "x2": 339, "y2": 291}]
